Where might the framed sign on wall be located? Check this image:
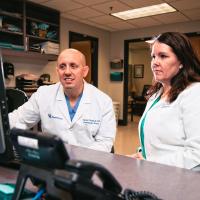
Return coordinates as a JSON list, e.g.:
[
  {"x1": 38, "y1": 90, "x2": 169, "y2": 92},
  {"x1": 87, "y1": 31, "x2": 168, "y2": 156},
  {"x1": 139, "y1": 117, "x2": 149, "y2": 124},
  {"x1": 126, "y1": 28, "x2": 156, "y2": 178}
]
[{"x1": 134, "y1": 64, "x2": 144, "y2": 78}]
